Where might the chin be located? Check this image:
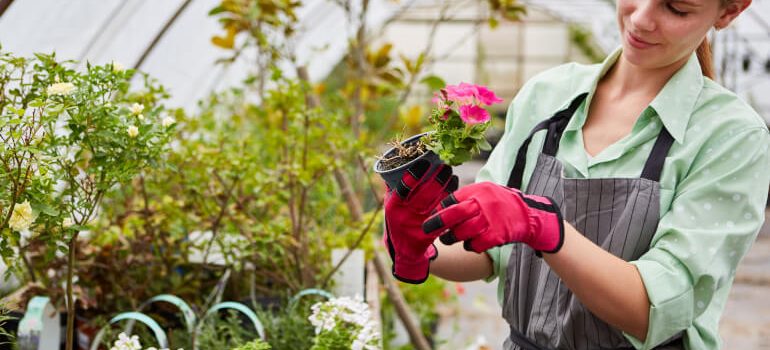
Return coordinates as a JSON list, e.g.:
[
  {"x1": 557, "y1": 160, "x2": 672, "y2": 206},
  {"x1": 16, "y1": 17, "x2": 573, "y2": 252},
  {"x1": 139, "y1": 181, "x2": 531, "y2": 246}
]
[
  {"x1": 621, "y1": 43, "x2": 668, "y2": 69},
  {"x1": 622, "y1": 44, "x2": 654, "y2": 67}
]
